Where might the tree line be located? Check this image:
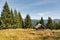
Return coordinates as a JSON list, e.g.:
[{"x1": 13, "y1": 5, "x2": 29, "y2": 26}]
[
  {"x1": 0, "y1": 2, "x2": 34, "y2": 29},
  {"x1": 0, "y1": 2, "x2": 60, "y2": 29}
]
